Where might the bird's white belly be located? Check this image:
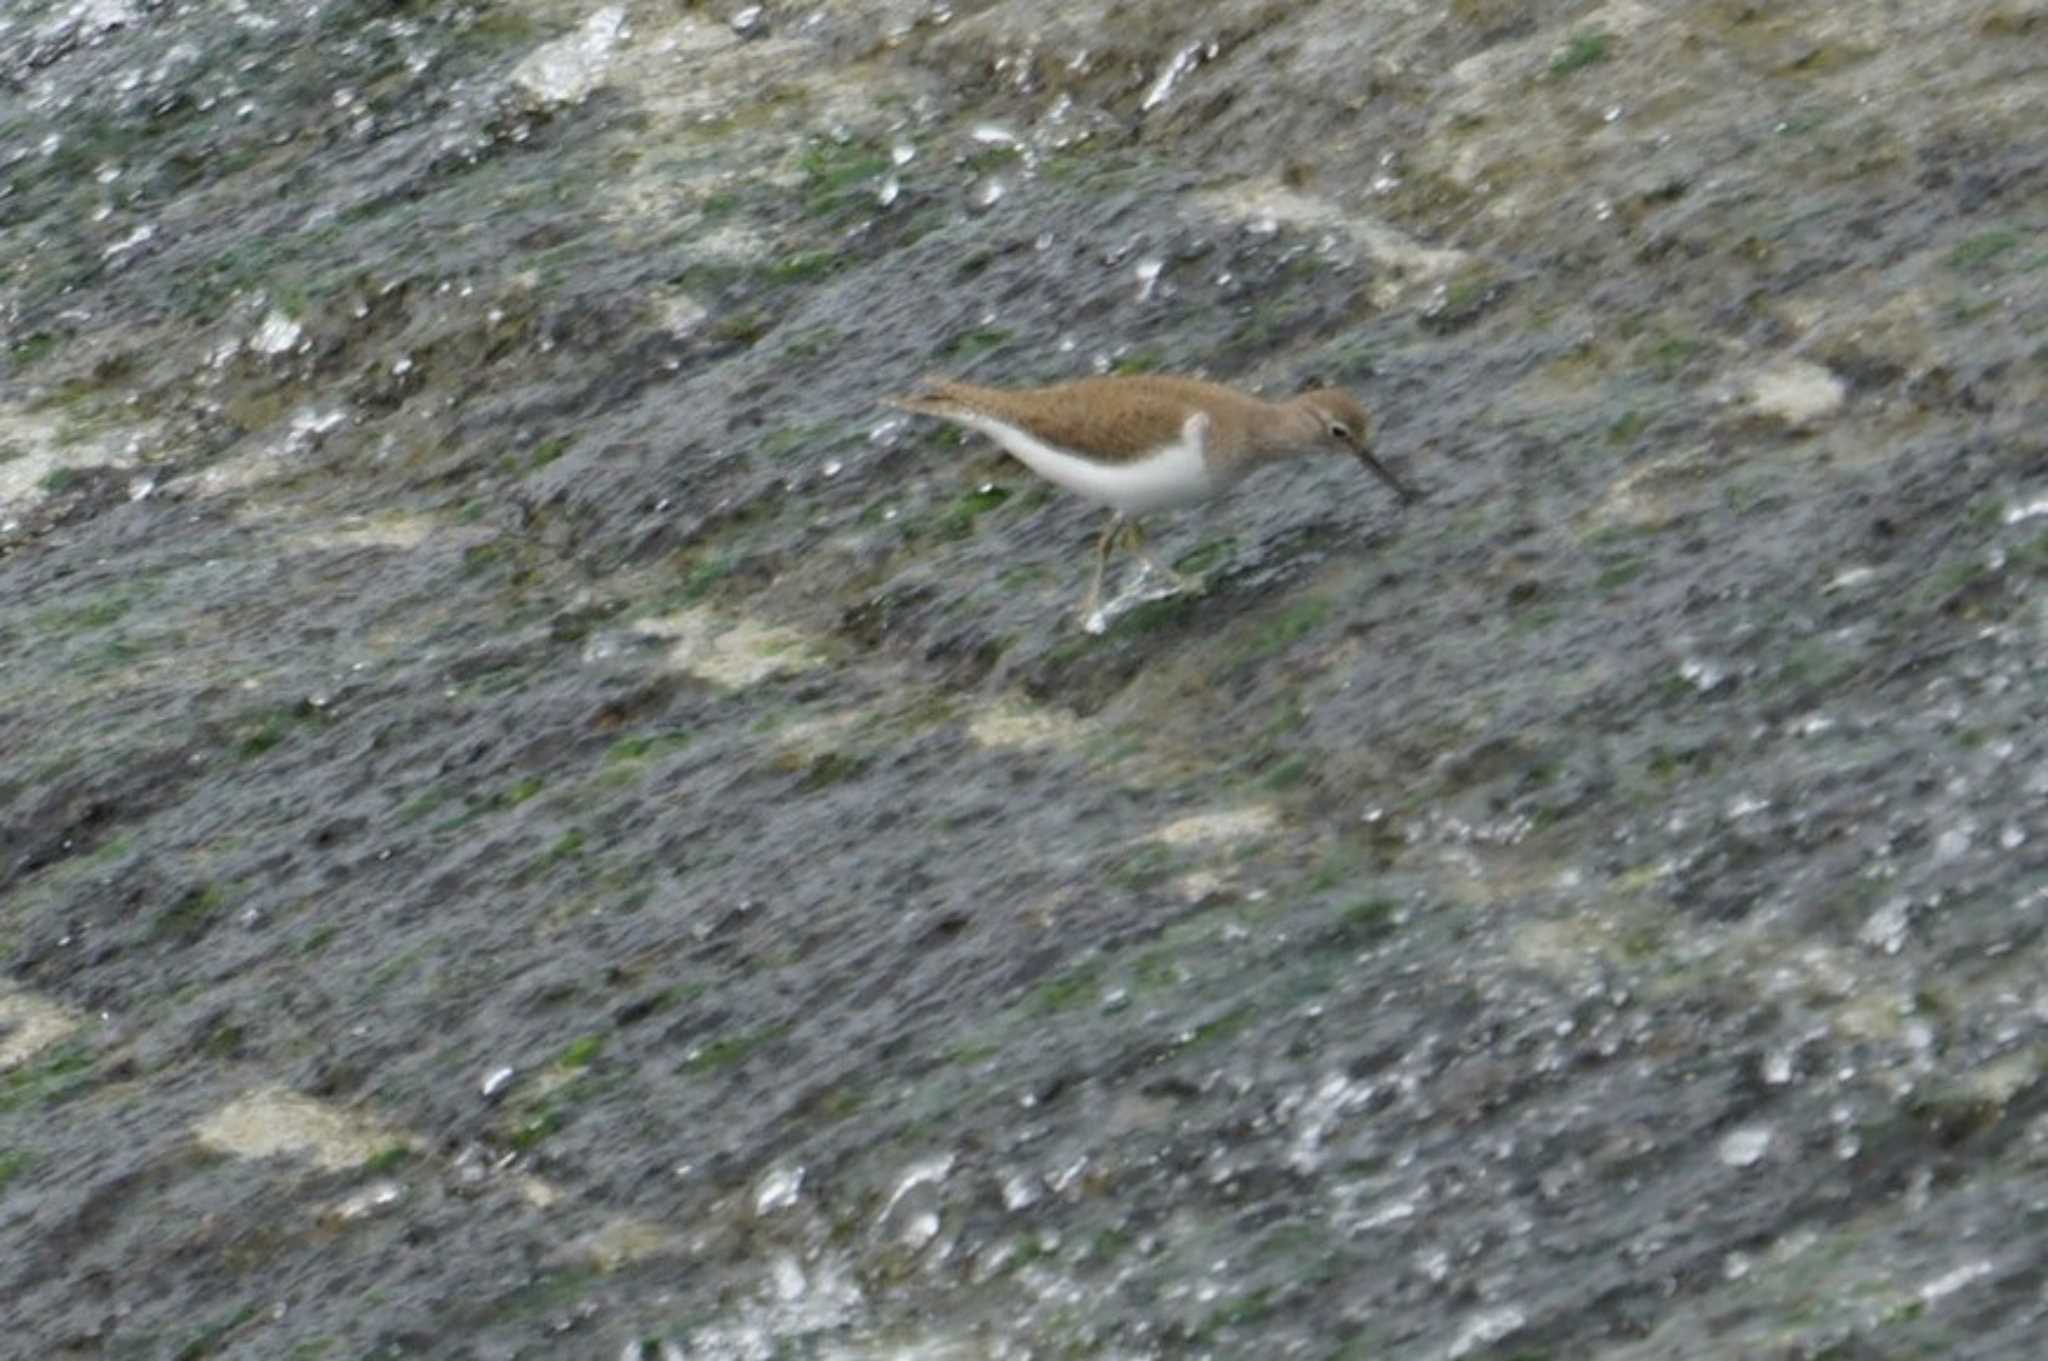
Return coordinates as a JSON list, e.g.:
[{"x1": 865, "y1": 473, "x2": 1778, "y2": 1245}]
[{"x1": 959, "y1": 411, "x2": 1217, "y2": 515}]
